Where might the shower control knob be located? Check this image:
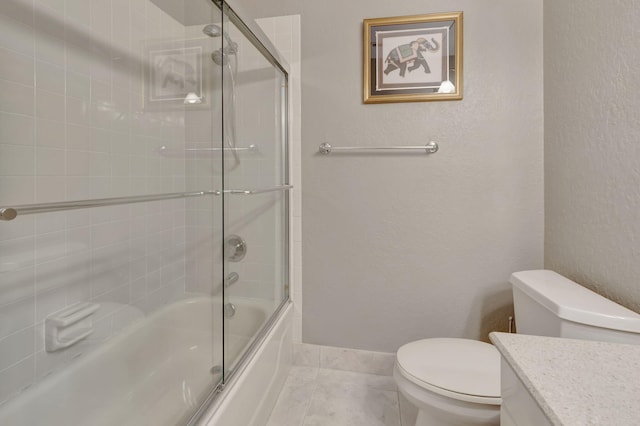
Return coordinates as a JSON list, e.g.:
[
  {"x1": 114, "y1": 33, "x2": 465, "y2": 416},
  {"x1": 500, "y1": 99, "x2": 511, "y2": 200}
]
[{"x1": 225, "y1": 234, "x2": 247, "y2": 262}]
